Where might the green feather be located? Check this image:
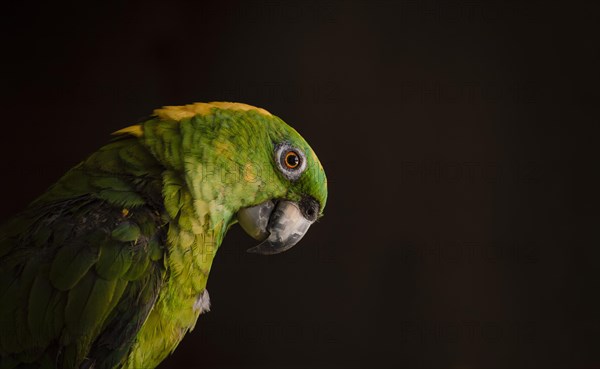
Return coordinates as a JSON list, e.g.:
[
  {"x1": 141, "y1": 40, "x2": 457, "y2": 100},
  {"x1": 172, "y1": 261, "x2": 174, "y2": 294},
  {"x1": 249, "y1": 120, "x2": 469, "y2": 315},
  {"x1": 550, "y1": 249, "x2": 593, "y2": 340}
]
[
  {"x1": 27, "y1": 271, "x2": 54, "y2": 343},
  {"x1": 123, "y1": 252, "x2": 150, "y2": 281},
  {"x1": 51, "y1": 221, "x2": 74, "y2": 247},
  {"x1": 96, "y1": 242, "x2": 133, "y2": 280},
  {"x1": 104, "y1": 278, "x2": 128, "y2": 316},
  {"x1": 111, "y1": 222, "x2": 141, "y2": 242},
  {"x1": 14, "y1": 308, "x2": 32, "y2": 355},
  {"x1": 149, "y1": 237, "x2": 164, "y2": 261},
  {"x1": 41, "y1": 289, "x2": 66, "y2": 341},
  {"x1": 54, "y1": 169, "x2": 92, "y2": 197},
  {"x1": 32, "y1": 226, "x2": 52, "y2": 248},
  {"x1": 0, "y1": 236, "x2": 12, "y2": 258},
  {"x1": 20, "y1": 258, "x2": 45, "y2": 295},
  {"x1": 118, "y1": 142, "x2": 160, "y2": 176},
  {"x1": 64, "y1": 271, "x2": 95, "y2": 335},
  {"x1": 79, "y1": 277, "x2": 118, "y2": 334},
  {"x1": 90, "y1": 176, "x2": 134, "y2": 192},
  {"x1": 49, "y1": 244, "x2": 99, "y2": 291},
  {"x1": 96, "y1": 189, "x2": 146, "y2": 208},
  {"x1": 0, "y1": 276, "x2": 21, "y2": 353},
  {"x1": 0, "y1": 273, "x2": 19, "y2": 317},
  {"x1": 0, "y1": 264, "x2": 17, "y2": 299}
]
